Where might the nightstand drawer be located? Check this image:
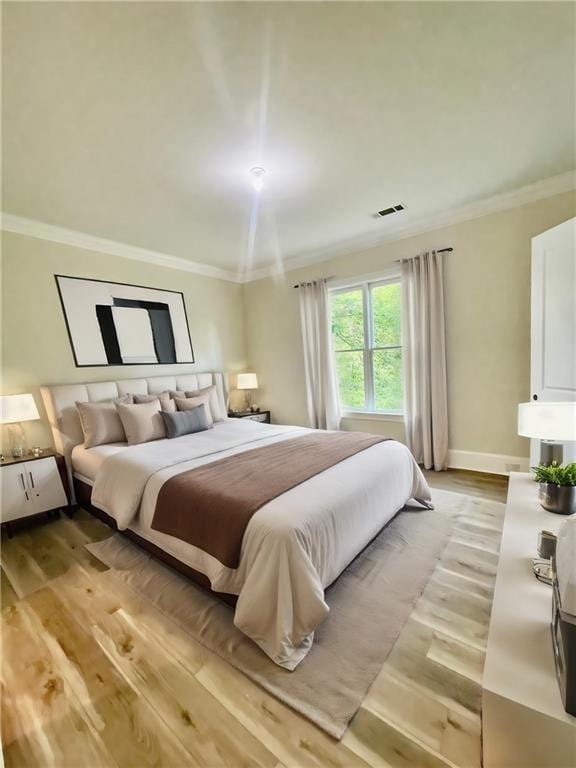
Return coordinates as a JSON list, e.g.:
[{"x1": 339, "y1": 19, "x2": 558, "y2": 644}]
[
  {"x1": 1, "y1": 463, "x2": 35, "y2": 522},
  {"x1": 228, "y1": 410, "x2": 271, "y2": 424},
  {"x1": 245, "y1": 413, "x2": 269, "y2": 422},
  {"x1": 1, "y1": 456, "x2": 68, "y2": 522}
]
